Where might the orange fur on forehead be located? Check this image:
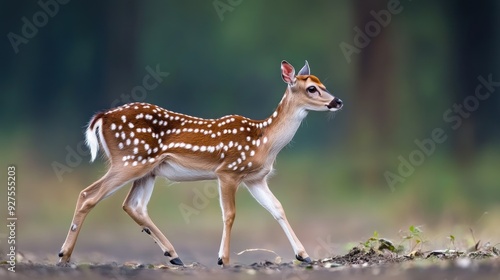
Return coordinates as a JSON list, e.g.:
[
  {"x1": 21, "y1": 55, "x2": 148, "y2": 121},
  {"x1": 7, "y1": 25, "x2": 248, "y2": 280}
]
[{"x1": 297, "y1": 75, "x2": 324, "y2": 86}]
